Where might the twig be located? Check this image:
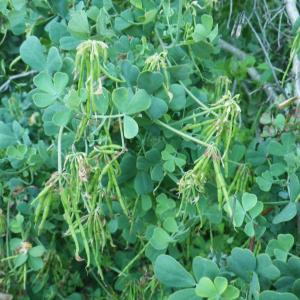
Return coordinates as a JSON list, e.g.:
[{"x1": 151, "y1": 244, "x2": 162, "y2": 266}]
[
  {"x1": 246, "y1": 17, "x2": 281, "y2": 88},
  {"x1": 0, "y1": 70, "x2": 37, "y2": 93},
  {"x1": 219, "y1": 39, "x2": 277, "y2": 101},
  {"x1": 285, "y1": 0, "x2": 300, "y2": 251},
  {"x1": 0, "y1": 293, "x2": 12, "y2": 300},
  {"x1": 285, "y1": 0, "x2": 300, "y2": 101}
]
